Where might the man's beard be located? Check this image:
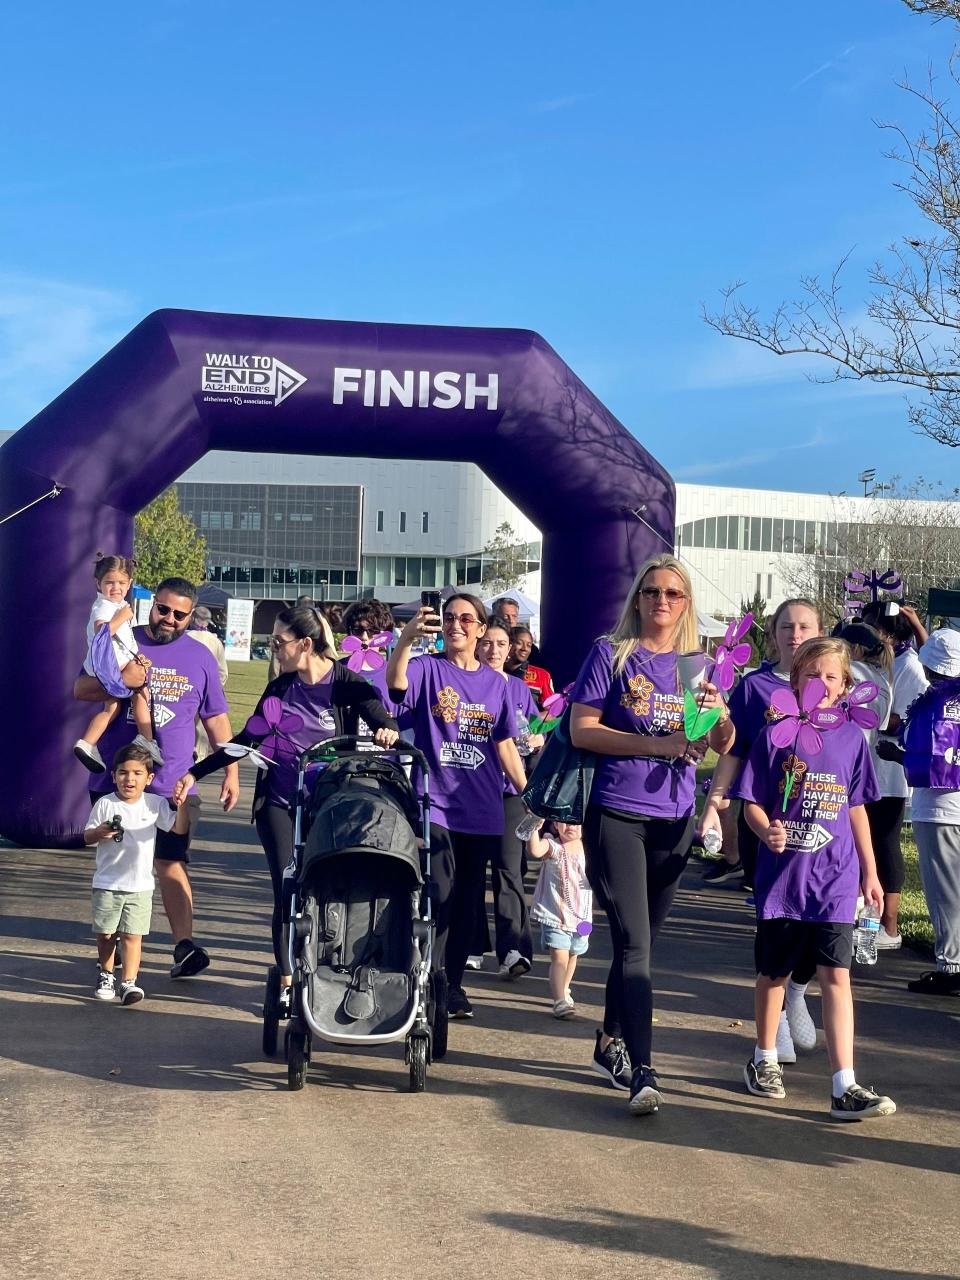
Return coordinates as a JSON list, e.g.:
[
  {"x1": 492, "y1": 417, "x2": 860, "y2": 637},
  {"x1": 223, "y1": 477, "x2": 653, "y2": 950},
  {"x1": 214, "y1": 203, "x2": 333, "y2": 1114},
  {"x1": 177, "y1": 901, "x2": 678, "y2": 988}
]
[{"x1": 148, "y1": 622, "x2": 184, "y2": 644}]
